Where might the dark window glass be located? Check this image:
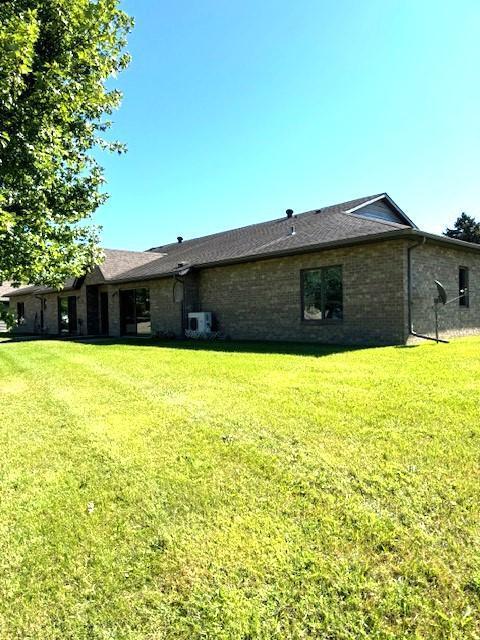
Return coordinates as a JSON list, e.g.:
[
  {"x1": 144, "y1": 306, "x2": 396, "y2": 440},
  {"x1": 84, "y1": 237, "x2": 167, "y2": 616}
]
[
  {"x1": 135, "y1": 288, "x2": 151, "y2": 335},
  {"x1": 120, "y1": 289, "x2": 136, "y2": 335},
  {"x1": 17, "y1": 302, "x2": 25, "y2": 323},
  {"x1": 100, "y1": 292, "x2": 109, "y2": 335},
  {"x1": 58, "y1": 298, "x2": 69, "y2": 334},
  {"x1": 459, "y1": 267, "x2": 469, "y2": 307},
  {"x1": 58, "y1": 296, "x2": 77, "y2": 334},
  {"x1": 120, "y1": 288, "x2": 151, "y2": 335},
  {"x1": 302, "y1": 266, "x2": 343, "y2": 321}
]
